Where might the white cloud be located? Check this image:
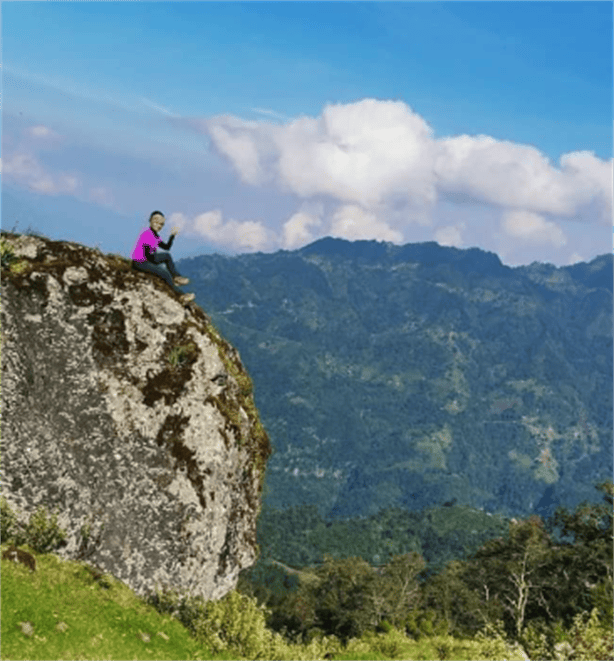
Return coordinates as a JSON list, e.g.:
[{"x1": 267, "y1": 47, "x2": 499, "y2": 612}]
[
  {"x1": 283, "y1": 210, "x2": 322, "y2": 250},
  {"x1": 202, "y1": 115, "x2": 278, "y2": 187},
  {"x1": 559, "y1": 151, "x2": 613, "y2": 224},
  {"x1": 191, "y1": 209, "x2": 222, "y2": 234},
  {"x1": 38, "y1": 174, "x2": 78, "y2": 195},
  {"x1": 3, "y1": 151, "x2": 79, "y2": 195},
  {"x1": 203, "y1": 99, "x2": 437, "y2": 210},
  {"x1": 172, "y1": 210, "x2": 274, "y2": 252},
  {"x1": 251, "y1": 107, "x2": 288, "y2": 121},
  {"x1": 27, "y1": 125, "x2": 60, "y2": 140},
  {"x1": 188, "y1": 98, "x2": 611, "y2": 251},
  {"x1": 501, "y1": 210, "x2": 567, "y2": 247},
  {"x1": 434, "y1": 136, "x2": 613, "y2": 222},
  {"x1": 567, "y1": 252, "x2": 586, "y2": 265},
  {"x1": 329, "y1": 204, "x2": 403, "y2": 243},
  {"x1": 141, "y1": 97, "x2": 179, "y2": 118},
  {"x1": 435, "y1": 224, "x2": 465, "y2": 248},
  {"x1": 4, "y1": 125, "x2": 80, "y2": 196},
  {"x1": 89, "y1": 186, "x2": 115, "y2": 207},
  {"x1": 6, "y1": 94, "x2": 606, "y2": 264}
]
